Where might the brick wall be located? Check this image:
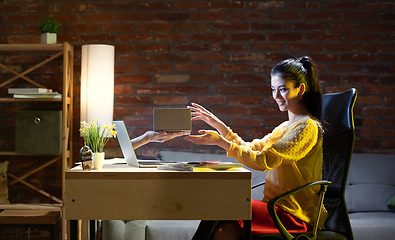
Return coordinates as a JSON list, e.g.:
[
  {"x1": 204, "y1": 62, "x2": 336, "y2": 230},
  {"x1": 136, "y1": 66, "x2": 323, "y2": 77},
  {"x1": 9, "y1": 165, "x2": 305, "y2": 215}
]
[{"x1": 0, "y1": 0, "x2": 394, "y2": 206}]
